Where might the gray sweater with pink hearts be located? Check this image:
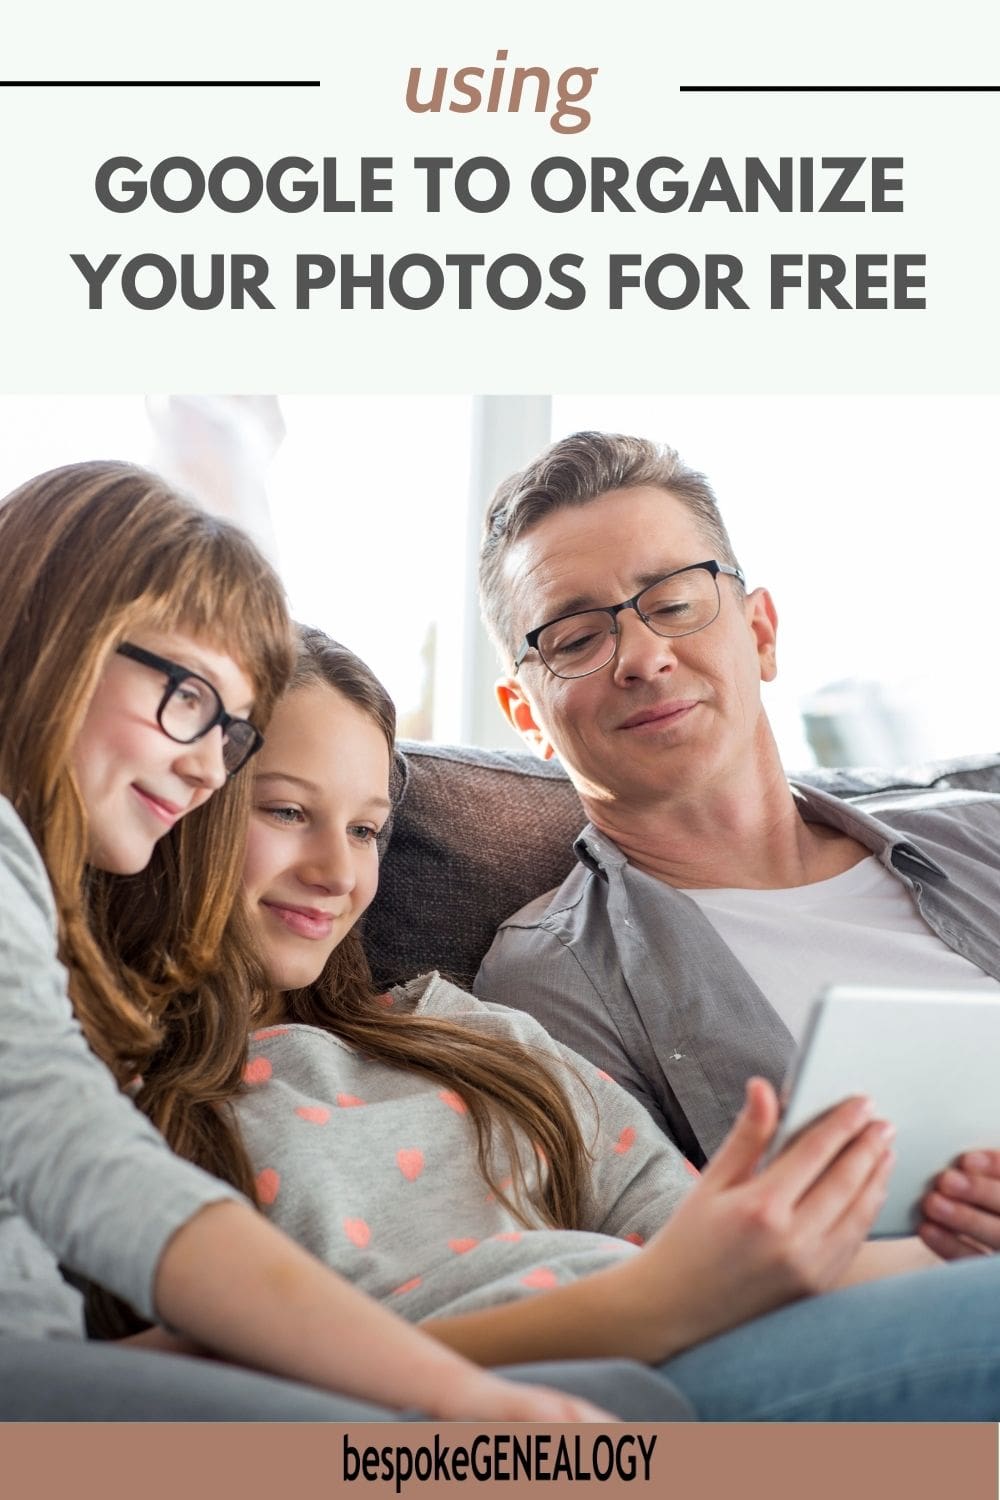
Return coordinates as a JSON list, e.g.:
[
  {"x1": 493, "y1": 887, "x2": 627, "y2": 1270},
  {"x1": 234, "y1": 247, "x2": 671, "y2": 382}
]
[{"x1": 235, "y1": 972, "x2": 694, "y2": 1324}]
